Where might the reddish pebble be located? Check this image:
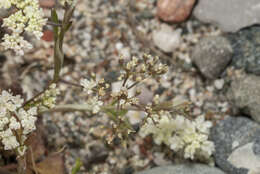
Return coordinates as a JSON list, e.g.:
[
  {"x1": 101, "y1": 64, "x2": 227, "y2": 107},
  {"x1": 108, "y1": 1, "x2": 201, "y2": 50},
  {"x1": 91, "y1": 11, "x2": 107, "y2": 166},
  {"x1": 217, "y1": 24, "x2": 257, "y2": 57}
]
[
  {"x1": 157, "y1": 0, "x2": 196, "y2": 23},
  {"x1": 39, "y1": 0, "x2": 55, "y2": 8},
  {"x1": 41, "y1": 30, "x2": 54, "y2": 42}
]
